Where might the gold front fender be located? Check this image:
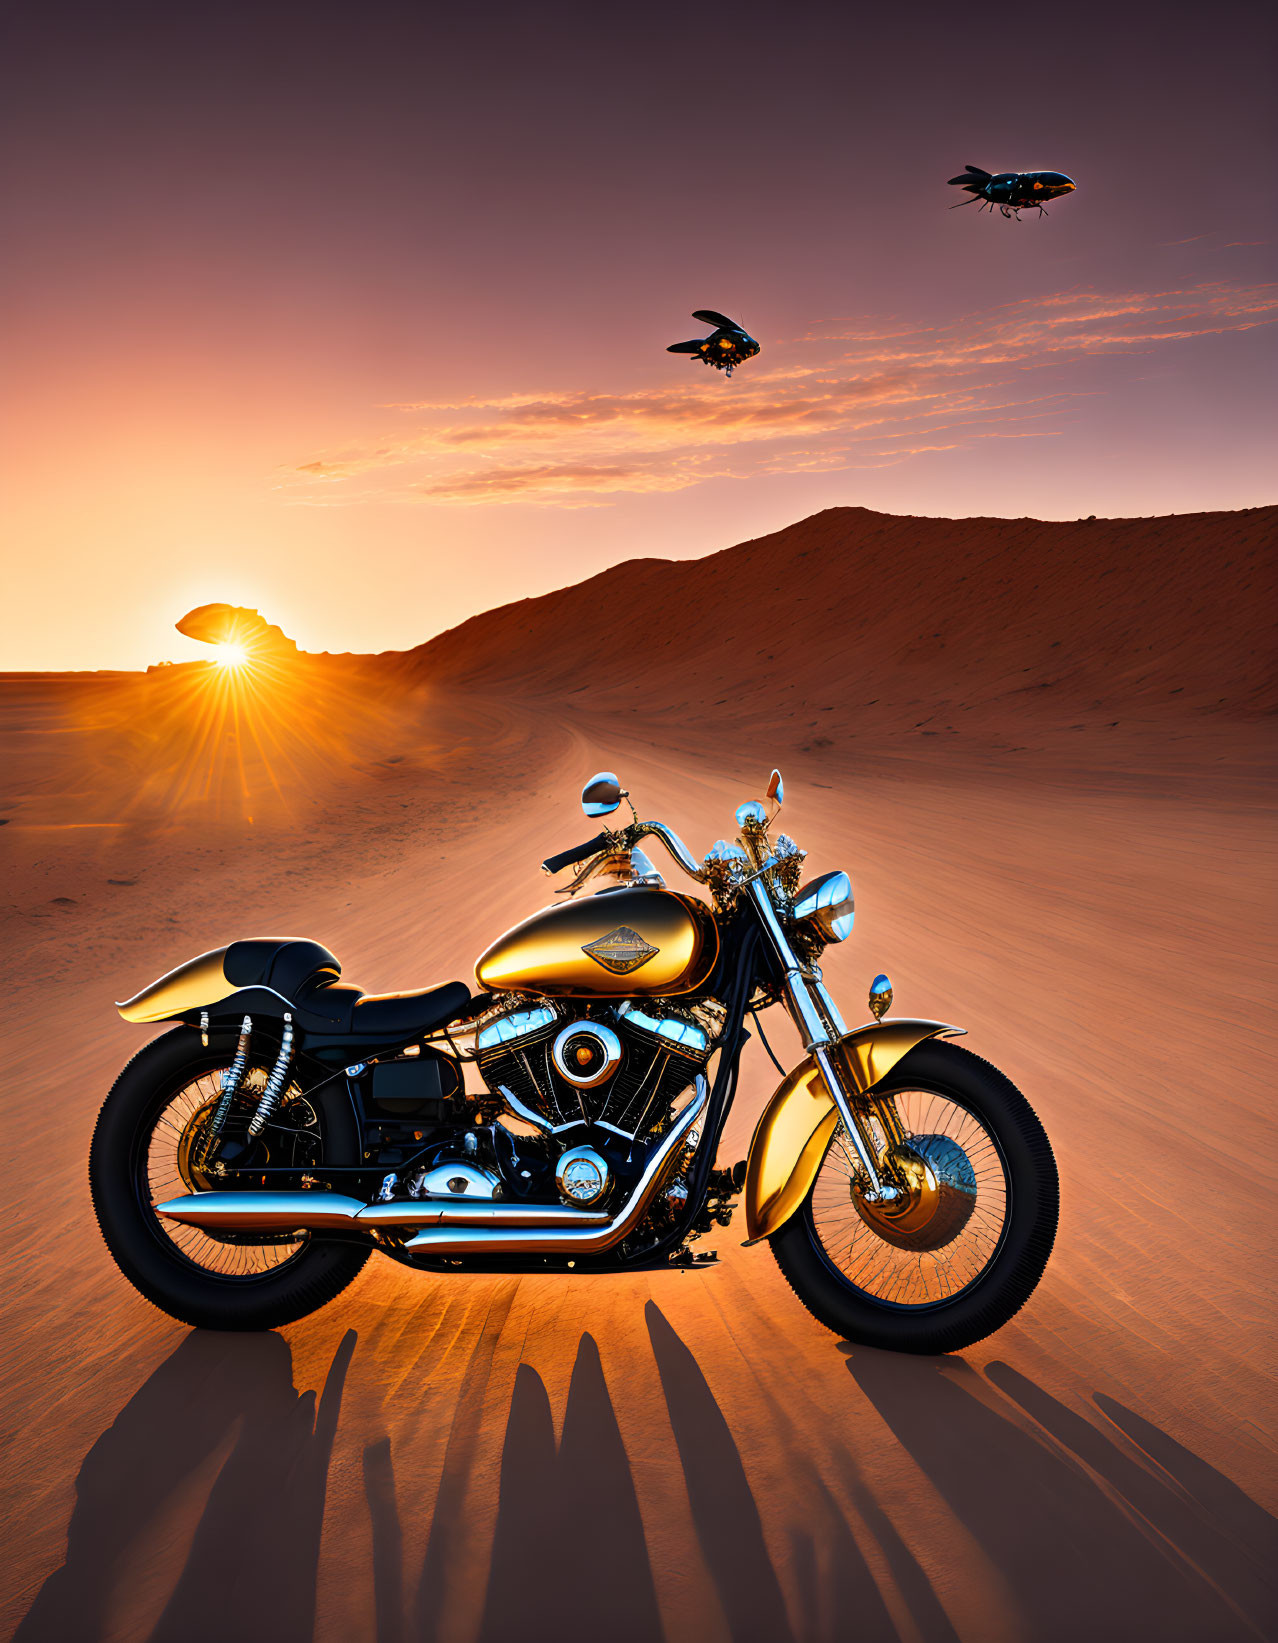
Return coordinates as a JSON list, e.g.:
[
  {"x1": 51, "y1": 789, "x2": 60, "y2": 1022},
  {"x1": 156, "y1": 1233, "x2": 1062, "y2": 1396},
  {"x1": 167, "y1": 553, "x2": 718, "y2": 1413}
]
[{"x1": 742, "y1": 1018, "x2": 964, "y2": 1244}]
